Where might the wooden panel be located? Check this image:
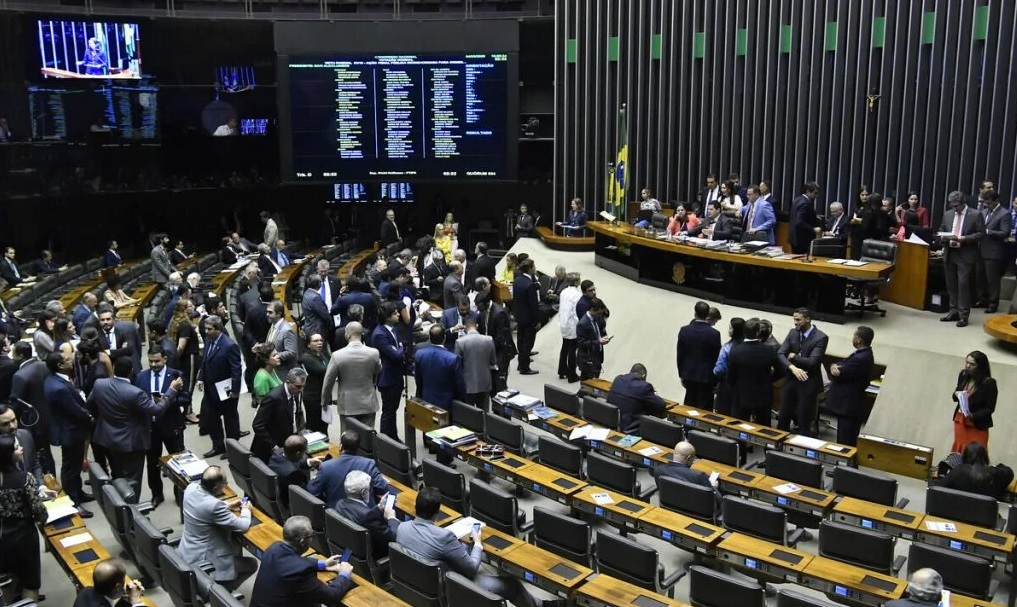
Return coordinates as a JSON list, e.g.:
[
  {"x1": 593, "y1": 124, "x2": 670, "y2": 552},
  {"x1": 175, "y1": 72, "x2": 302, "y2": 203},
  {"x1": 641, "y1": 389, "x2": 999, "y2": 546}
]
[
  {"x1": 856, "y1": 433, "x2": 934, "y2": 480},
  {"x1": 984, "y1": 314, "x2": 1017, "y2": 344},
  {"x1": 879, "y1": 239, "x2": 929, "y2": 309}
]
